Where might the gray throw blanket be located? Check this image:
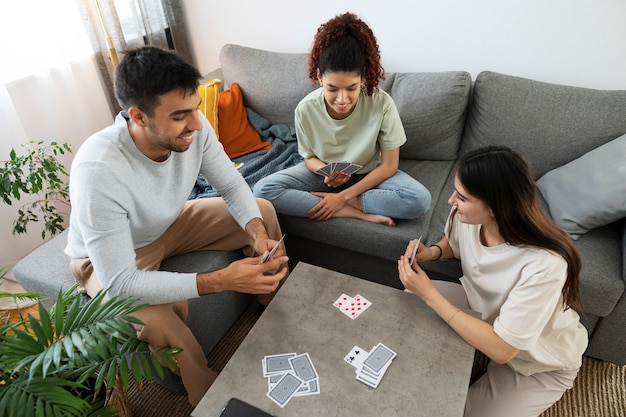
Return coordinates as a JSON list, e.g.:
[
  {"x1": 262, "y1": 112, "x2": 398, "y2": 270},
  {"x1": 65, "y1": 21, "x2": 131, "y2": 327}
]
[{"x1": 189, "y1": 108, "x2": 303, "y2": 199}]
